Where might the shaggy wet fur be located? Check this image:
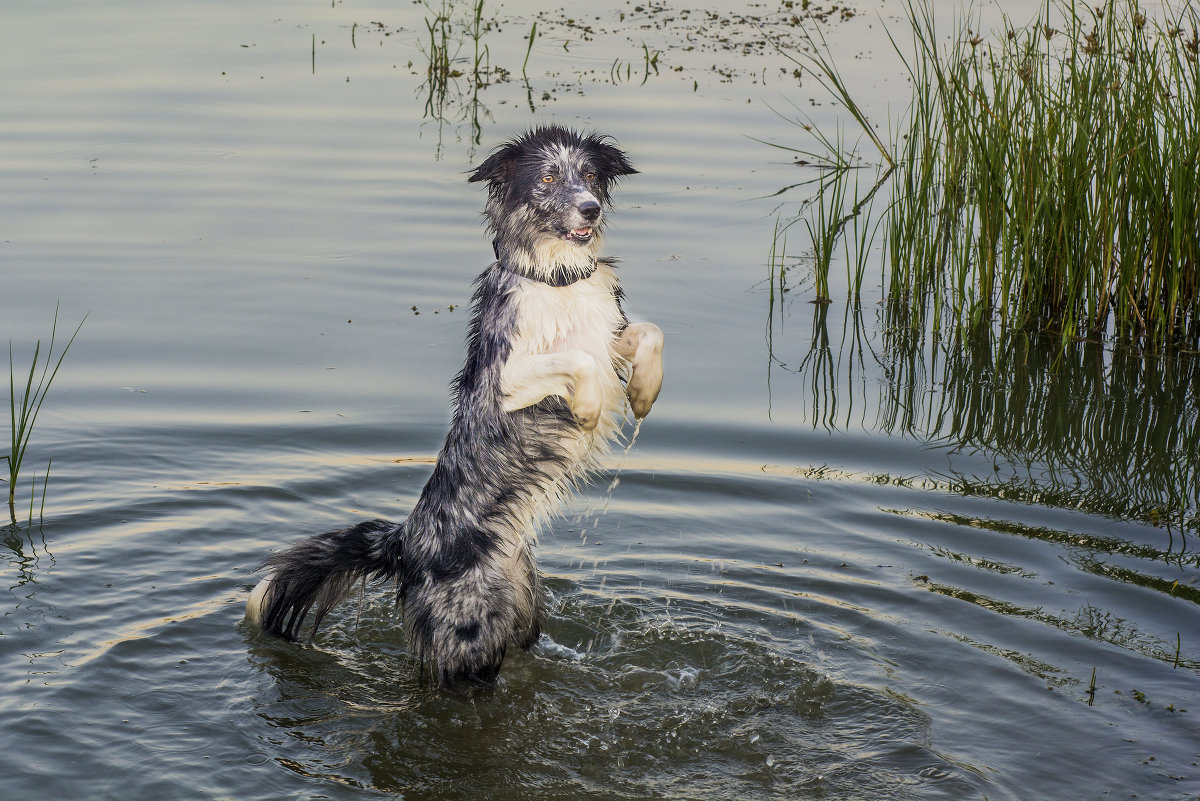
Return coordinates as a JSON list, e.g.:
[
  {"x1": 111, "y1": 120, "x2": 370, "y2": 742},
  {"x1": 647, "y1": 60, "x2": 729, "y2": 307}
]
[{"x1": 246, "y1": 127, "x2": 663, "y2": 687}]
